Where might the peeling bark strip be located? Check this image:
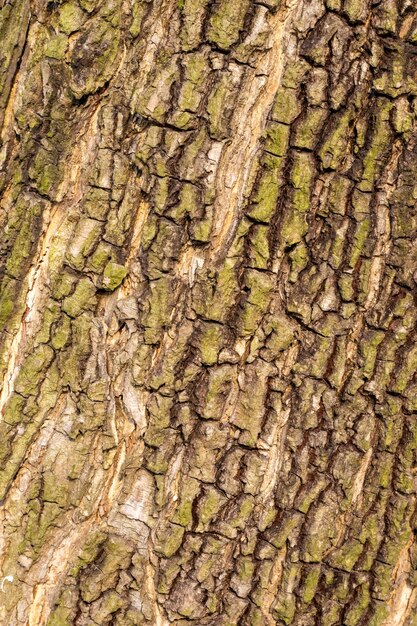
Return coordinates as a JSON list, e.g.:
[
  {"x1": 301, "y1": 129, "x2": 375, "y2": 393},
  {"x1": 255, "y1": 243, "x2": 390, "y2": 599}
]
[{"x1": 1, "y1": 0, "x2": 417, "y2": 624}]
